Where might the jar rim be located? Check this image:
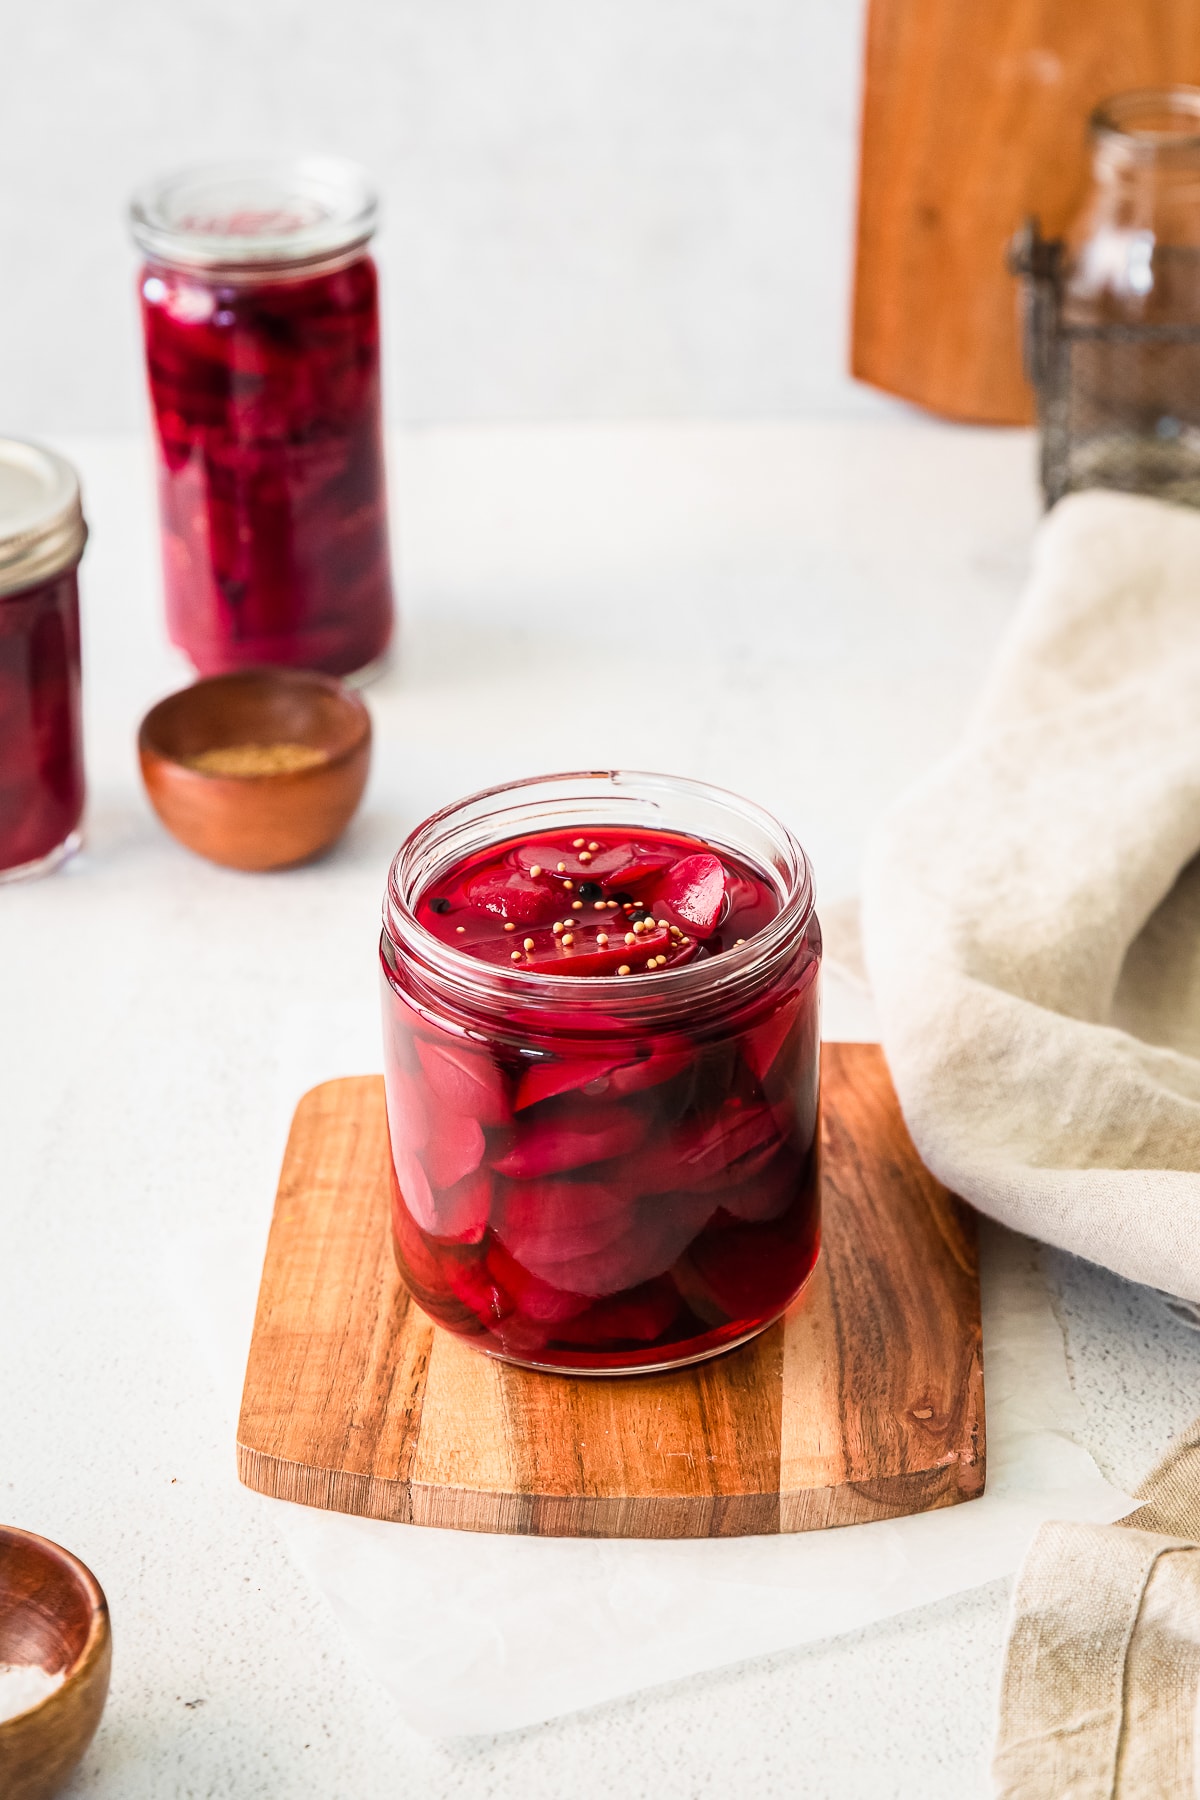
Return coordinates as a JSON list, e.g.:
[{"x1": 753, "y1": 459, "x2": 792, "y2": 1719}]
[
  {"x1": 1091, "y1": 87, "x2": 1200, "y2": 157},
  {"x1": 0, "y1": 439, "x2": 86, "y2": 599},
  {"x1": 129, "y1": 156, "x2": 377, "y2": 276},
  {"x1": 383, "y1": 769, "x2": 816, "y2": 1032}
]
